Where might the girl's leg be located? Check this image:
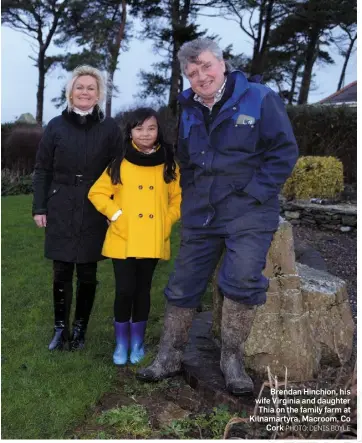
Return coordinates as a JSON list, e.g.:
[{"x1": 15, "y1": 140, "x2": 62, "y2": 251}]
[
  {"x1": 113, "y1": 258, "x2": 137, "y2": 322},
  {"x1": 130, "y1": 259, "x2": 159, "y2": 364},
  {"x1": 112, "y1": 258, "x2": 137, "y2": 364}
]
